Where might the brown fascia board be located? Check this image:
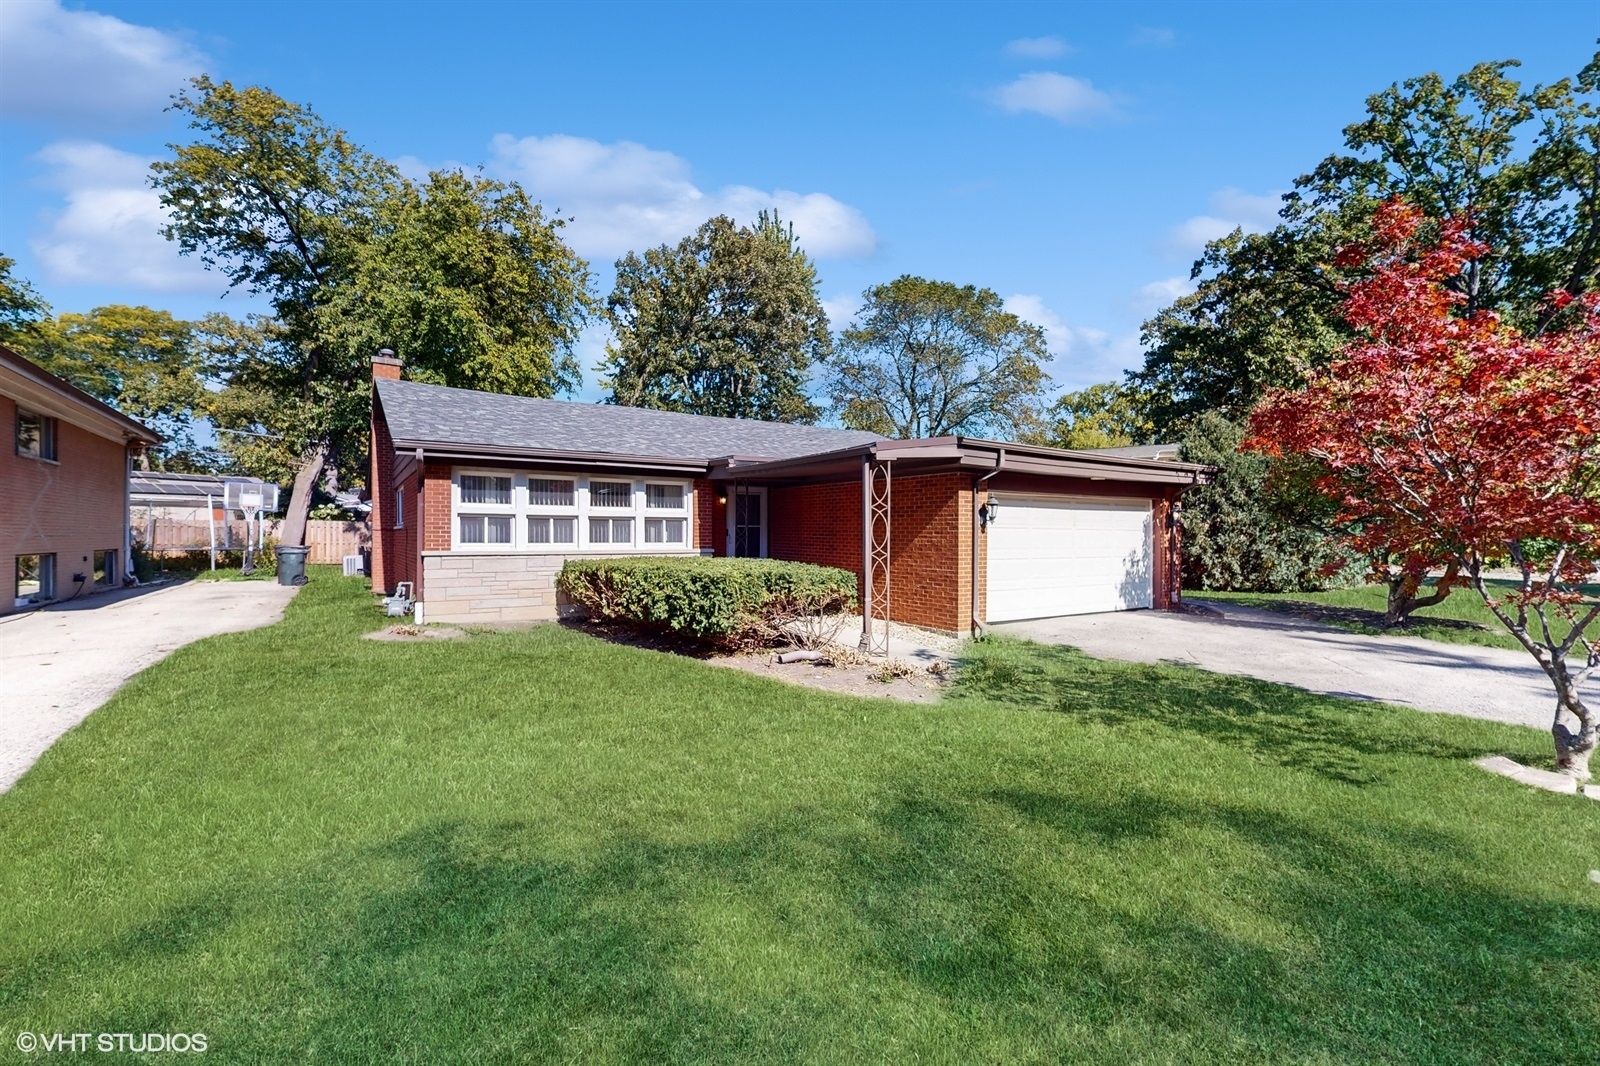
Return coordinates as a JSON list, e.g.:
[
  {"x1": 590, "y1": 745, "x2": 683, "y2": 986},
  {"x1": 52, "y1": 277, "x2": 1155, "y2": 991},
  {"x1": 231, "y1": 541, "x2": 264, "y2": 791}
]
[{"x1": 0, "y1": 344, "x2": 161, "y2": 445}]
